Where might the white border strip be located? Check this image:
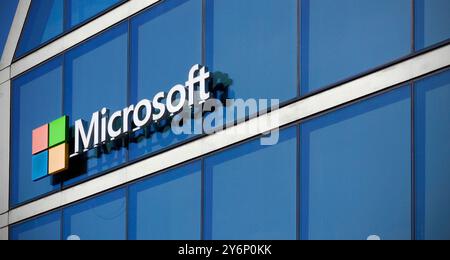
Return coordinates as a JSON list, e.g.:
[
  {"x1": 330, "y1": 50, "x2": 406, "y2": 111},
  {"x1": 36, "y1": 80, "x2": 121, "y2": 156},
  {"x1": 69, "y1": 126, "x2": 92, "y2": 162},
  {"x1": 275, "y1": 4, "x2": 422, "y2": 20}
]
[
  {"x1": 0, "y1": 213, "x2": 8, "y2": 229},
  {"x1": 10, "y1": 0, "x2": 161, "y2": 78},
  {"x1": 8, "y1": 43, "x2": 450, "y2": 226},
  {"x1": 0, "y1": 67, "x2": 9, "y2": 85},
  {"x1": 0, "y1": 227, "x2": 8, "y2": 240},
  {"x1": 0, "y1": 0, "x2": 31, "y2": 70},
  {"x1": 0, "y1": 81, "x2": 11, "y2": 215}
]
